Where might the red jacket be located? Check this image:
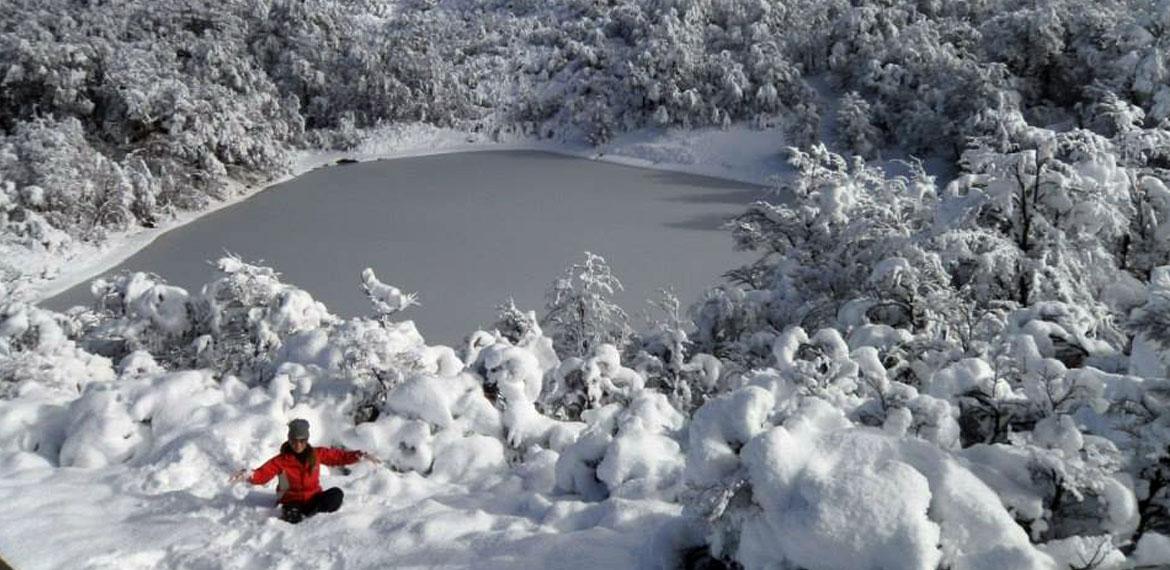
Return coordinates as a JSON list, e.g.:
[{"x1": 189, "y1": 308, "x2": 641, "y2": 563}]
[{"x1": 249, "y1": 446, "x2": 362, "y2": 504}]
